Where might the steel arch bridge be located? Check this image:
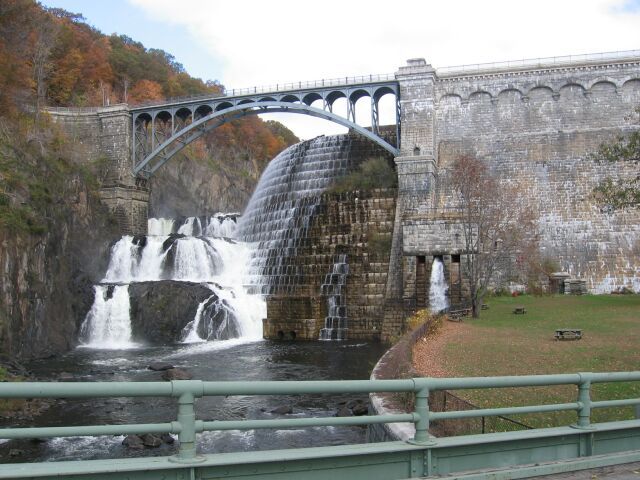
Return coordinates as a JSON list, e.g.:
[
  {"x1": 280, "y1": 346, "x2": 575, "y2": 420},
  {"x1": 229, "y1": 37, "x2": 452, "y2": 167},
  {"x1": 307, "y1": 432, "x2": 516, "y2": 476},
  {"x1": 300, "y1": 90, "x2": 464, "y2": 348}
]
[{"x1": 130, "y1": 76, "x2": 400, "y2": 177}]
